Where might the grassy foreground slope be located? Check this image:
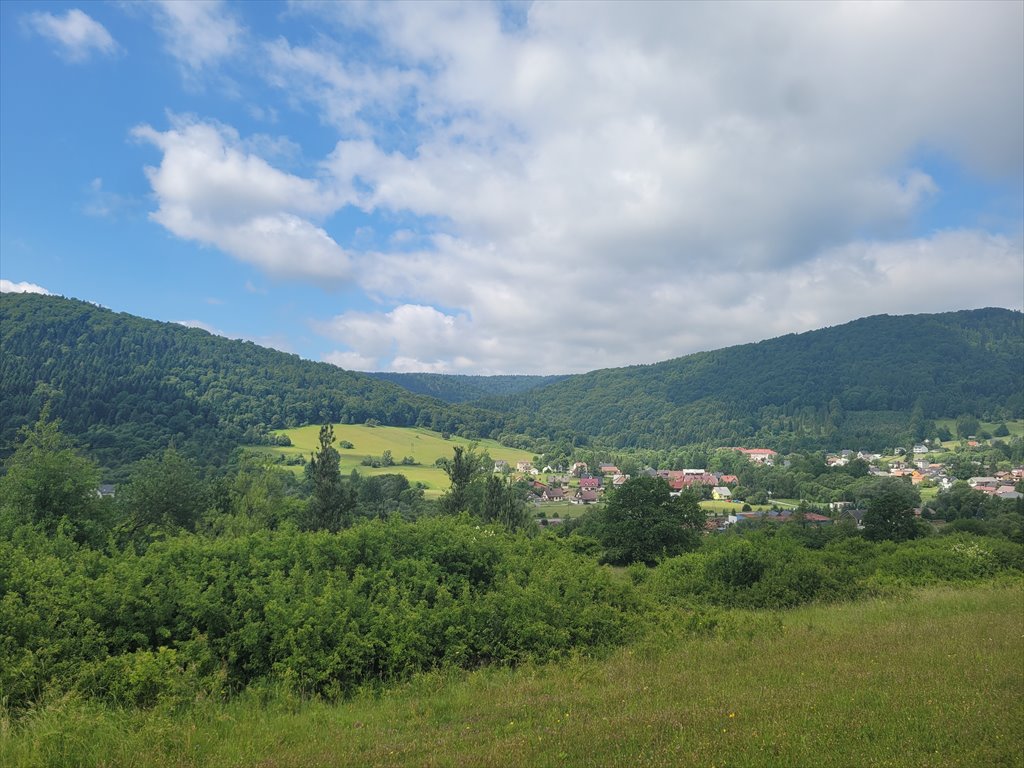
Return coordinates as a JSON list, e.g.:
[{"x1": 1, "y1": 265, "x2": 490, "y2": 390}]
[{"x1": 4, "y1": 581, "x2": 1021, "y2": 768}]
